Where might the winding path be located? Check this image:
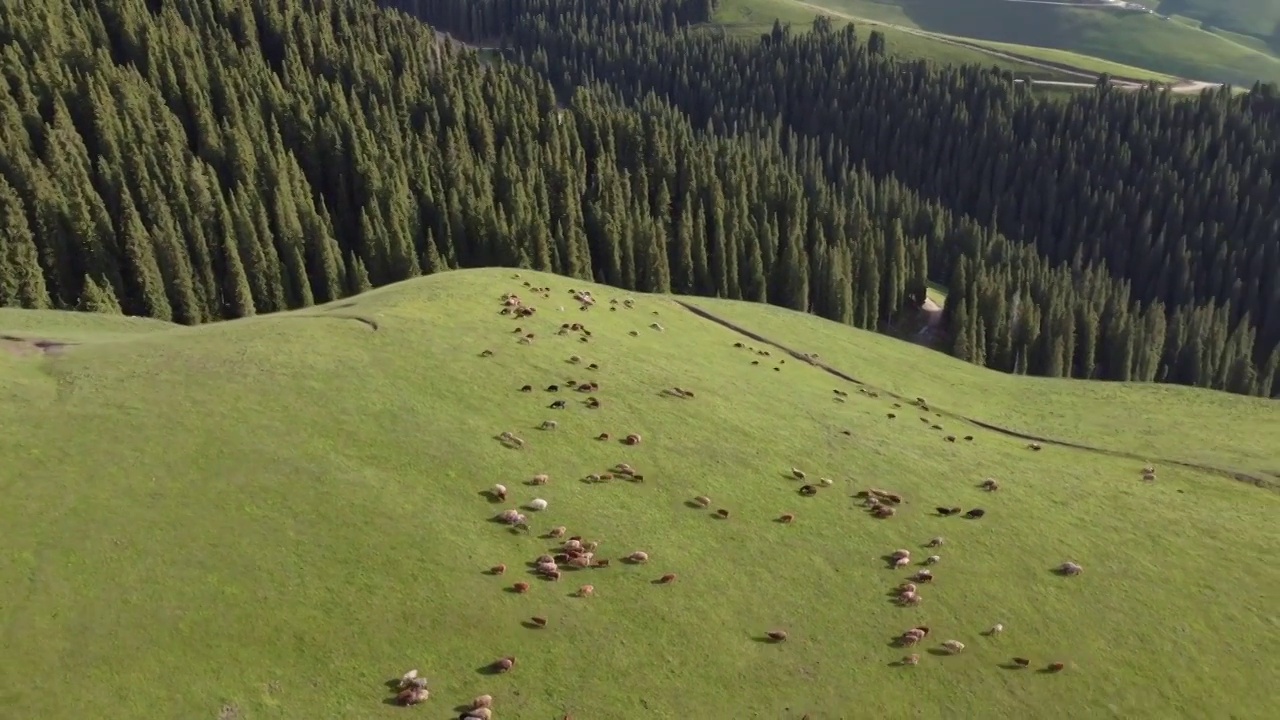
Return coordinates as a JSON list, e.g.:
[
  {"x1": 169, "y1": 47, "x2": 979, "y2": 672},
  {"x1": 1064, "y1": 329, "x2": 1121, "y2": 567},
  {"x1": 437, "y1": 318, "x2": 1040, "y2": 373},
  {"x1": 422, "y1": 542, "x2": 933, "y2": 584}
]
[
  {"x1": 676, "y1": 300, "x2": 1273, "y2": 489},
  {"x1": 787, "y1": 0, "x2": 1224, "y2": 93}
]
